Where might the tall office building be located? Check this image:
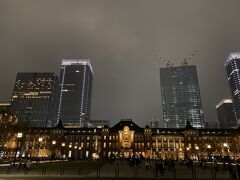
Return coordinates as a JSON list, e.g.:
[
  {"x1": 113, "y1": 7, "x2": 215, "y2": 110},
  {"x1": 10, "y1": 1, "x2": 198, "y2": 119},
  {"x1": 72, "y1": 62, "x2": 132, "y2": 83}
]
[
  {"x1": 10, "y1": 73, "x2": 58, "y2": 128},
  {"x1": 225, "y1": 52, "x2": 240, "y2": 125},
  {"x1": 216, "y1": 99, "x2": 237, "y2": 129},
  {"x1": 57, "y1": 59, "x2": 93, "y2": 128},
  {"x1": 160, "y1": 65, "x2": 205, "y2": 128}
]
